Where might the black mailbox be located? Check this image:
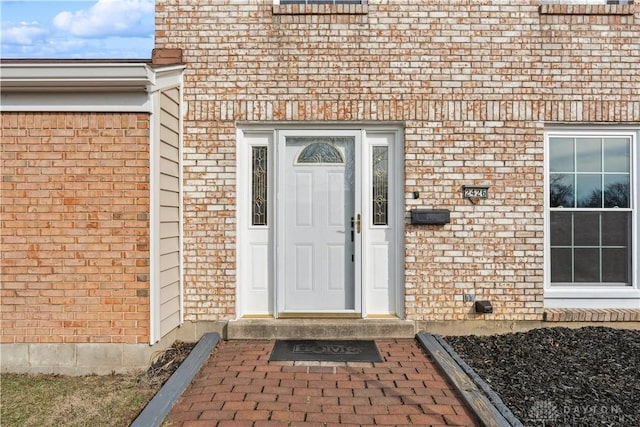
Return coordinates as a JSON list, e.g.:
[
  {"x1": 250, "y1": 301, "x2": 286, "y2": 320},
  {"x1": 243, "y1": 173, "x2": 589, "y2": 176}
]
[{"x1": 410, "y1": 209, "x2": 450, "y2": 225}]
